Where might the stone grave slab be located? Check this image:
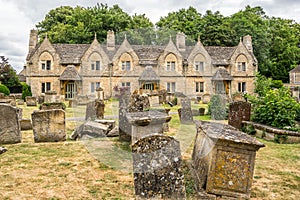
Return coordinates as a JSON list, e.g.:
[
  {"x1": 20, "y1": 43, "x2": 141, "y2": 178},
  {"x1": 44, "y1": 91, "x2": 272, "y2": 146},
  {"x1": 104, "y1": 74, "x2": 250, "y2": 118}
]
[
  {"x1": 192, "y1": 120, "x2": 264, "y2": 199},
  {"x1": 132, "y1": 134, "x2": 186, "y2": 199},
  {"x1": 32, "y1": 109, "x2": 66, "y2": 142},
  {"x1": 179, "y1": 98, "x2": 193, "y2": 124},
  {"x1": 228, "y1": 101, "x2": 251, "y2": 129},
  {"x1": 0, "y1": 104, "x2": 21, "y2": 144}
]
